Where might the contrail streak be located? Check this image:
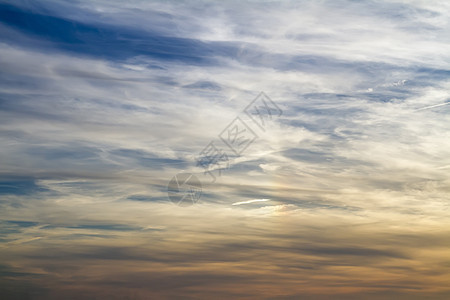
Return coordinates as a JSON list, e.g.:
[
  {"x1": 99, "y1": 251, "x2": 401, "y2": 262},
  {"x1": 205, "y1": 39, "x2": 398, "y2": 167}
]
[
  {"x1": 232, "y1": 199, "x2": 270, "y2": 206},
  {"x1": 415, "y1": 102, "x2": 450, "y2": 111}
]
